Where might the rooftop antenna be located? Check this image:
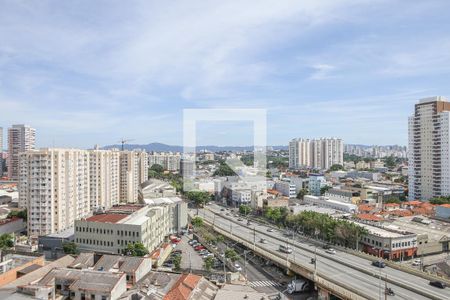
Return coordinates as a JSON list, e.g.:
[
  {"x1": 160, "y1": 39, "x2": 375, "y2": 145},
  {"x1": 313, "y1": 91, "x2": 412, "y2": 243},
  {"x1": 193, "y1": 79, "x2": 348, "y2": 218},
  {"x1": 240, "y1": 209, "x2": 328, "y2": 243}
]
[{"x1": 118, "y1": 138, "x2": 134, "y2": 151}]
